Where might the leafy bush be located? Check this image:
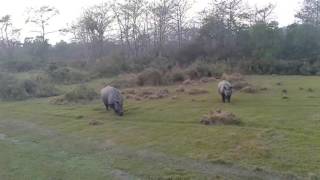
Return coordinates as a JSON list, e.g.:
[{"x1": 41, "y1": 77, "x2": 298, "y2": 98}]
[
  {"x1": 0, "y1": 73, "x2": 29, "y2": 100},
  {"x1": 1, "y1": 60, "x2": 39, "y2": 72},
  {"x1": 169, "y1": 70, "x2": 186, "y2": 82},
  {"x1": 110, "y1": 74, "x2": 138, "y2": 89},
  {"x1": 184, "y1": 61, "x2": 217, "y2": 80},
  {"x1": 0, "y1": 73, "x2": 60, "y2": 101},
  {"x1": 137, "y1": 68, "x2": 164, "y2": 86},
  {"x1": 48, "y1": 66, "x2": 89, "y2": 84},
  {"x1": 27, "y1": 81, "x2": 60, "y2": 98},
  {"x1": 63, "y1": 85, "x2": 98, "y2": 103},
  {"x1": 91, "y1": 57, "x2": 130, "y2": 78}
]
